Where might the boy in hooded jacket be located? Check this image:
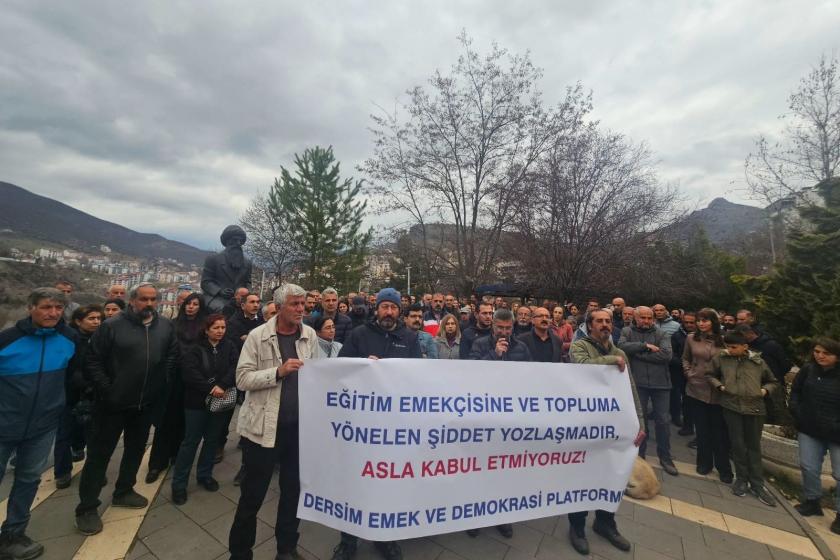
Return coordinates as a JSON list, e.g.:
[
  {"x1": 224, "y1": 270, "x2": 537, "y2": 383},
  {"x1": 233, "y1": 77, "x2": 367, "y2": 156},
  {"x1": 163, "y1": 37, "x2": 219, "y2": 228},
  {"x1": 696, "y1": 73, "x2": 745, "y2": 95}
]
[{"x1": 706, "y1": 331, "x2": 777, "y2": 506}]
